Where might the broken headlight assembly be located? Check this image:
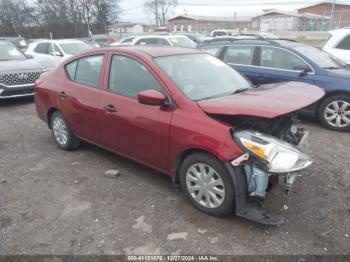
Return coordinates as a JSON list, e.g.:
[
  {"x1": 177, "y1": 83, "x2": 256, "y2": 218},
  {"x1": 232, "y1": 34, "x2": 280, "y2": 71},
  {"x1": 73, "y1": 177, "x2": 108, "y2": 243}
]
[{"x1": 233, "y1": 130, "x2": 312, "y2": 173}]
